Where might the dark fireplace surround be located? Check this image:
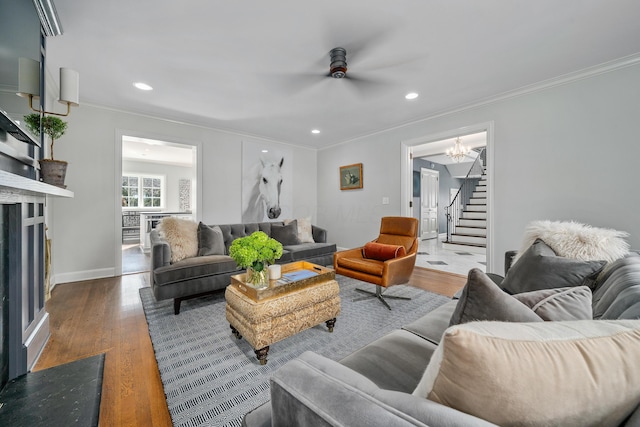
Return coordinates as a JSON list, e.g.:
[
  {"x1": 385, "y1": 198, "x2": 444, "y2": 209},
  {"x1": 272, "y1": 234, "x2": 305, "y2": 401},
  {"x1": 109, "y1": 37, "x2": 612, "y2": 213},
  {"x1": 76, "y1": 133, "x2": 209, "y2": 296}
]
[{"x1": 0, "y1": 1, "x2": 74, "y2": 392}]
